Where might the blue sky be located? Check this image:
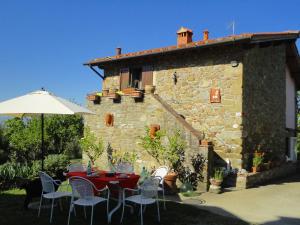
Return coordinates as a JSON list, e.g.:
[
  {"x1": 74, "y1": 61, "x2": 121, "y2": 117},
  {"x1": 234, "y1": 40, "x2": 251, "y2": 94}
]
[{"x1": 0, "y1": 0, "x2": 299, "y2": 105}]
